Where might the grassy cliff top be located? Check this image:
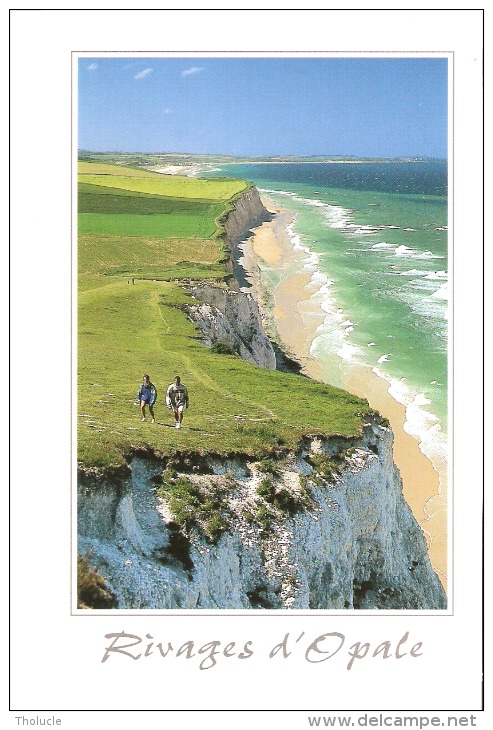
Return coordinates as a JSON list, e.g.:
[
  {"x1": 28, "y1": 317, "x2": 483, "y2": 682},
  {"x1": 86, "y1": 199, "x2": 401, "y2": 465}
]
[
  {"x1": 78, "y1": 160, "x2": 252, "y2": 201},
  {"x1": 78, "y1": 162, "x2": 373, "y2": 469}
]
